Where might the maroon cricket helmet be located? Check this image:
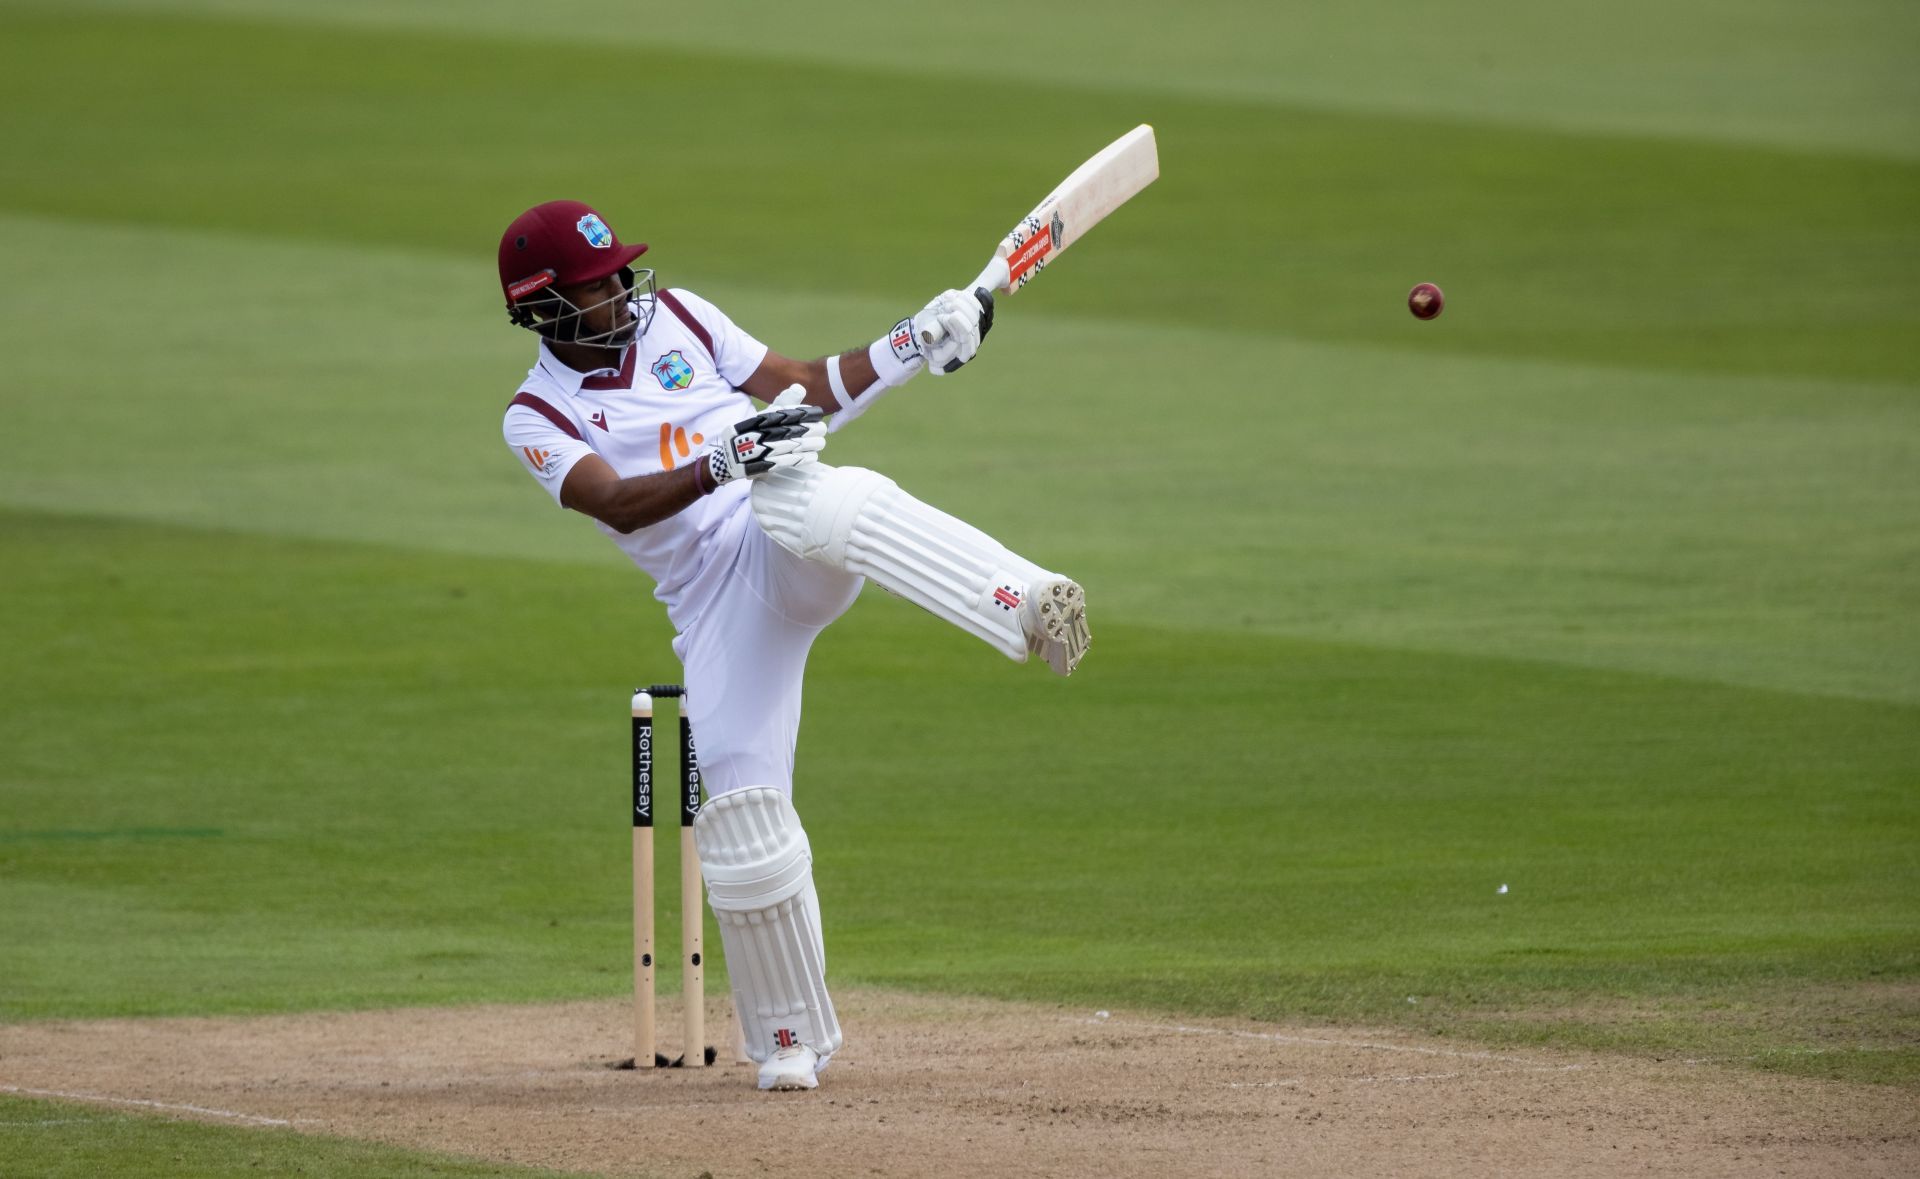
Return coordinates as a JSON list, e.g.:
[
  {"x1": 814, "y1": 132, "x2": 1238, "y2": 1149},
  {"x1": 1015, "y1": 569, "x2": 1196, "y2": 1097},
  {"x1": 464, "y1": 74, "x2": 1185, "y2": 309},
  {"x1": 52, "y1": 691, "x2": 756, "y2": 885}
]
[{"x1": 498, "y1": 200, "x2": 648, "y2": 306}]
